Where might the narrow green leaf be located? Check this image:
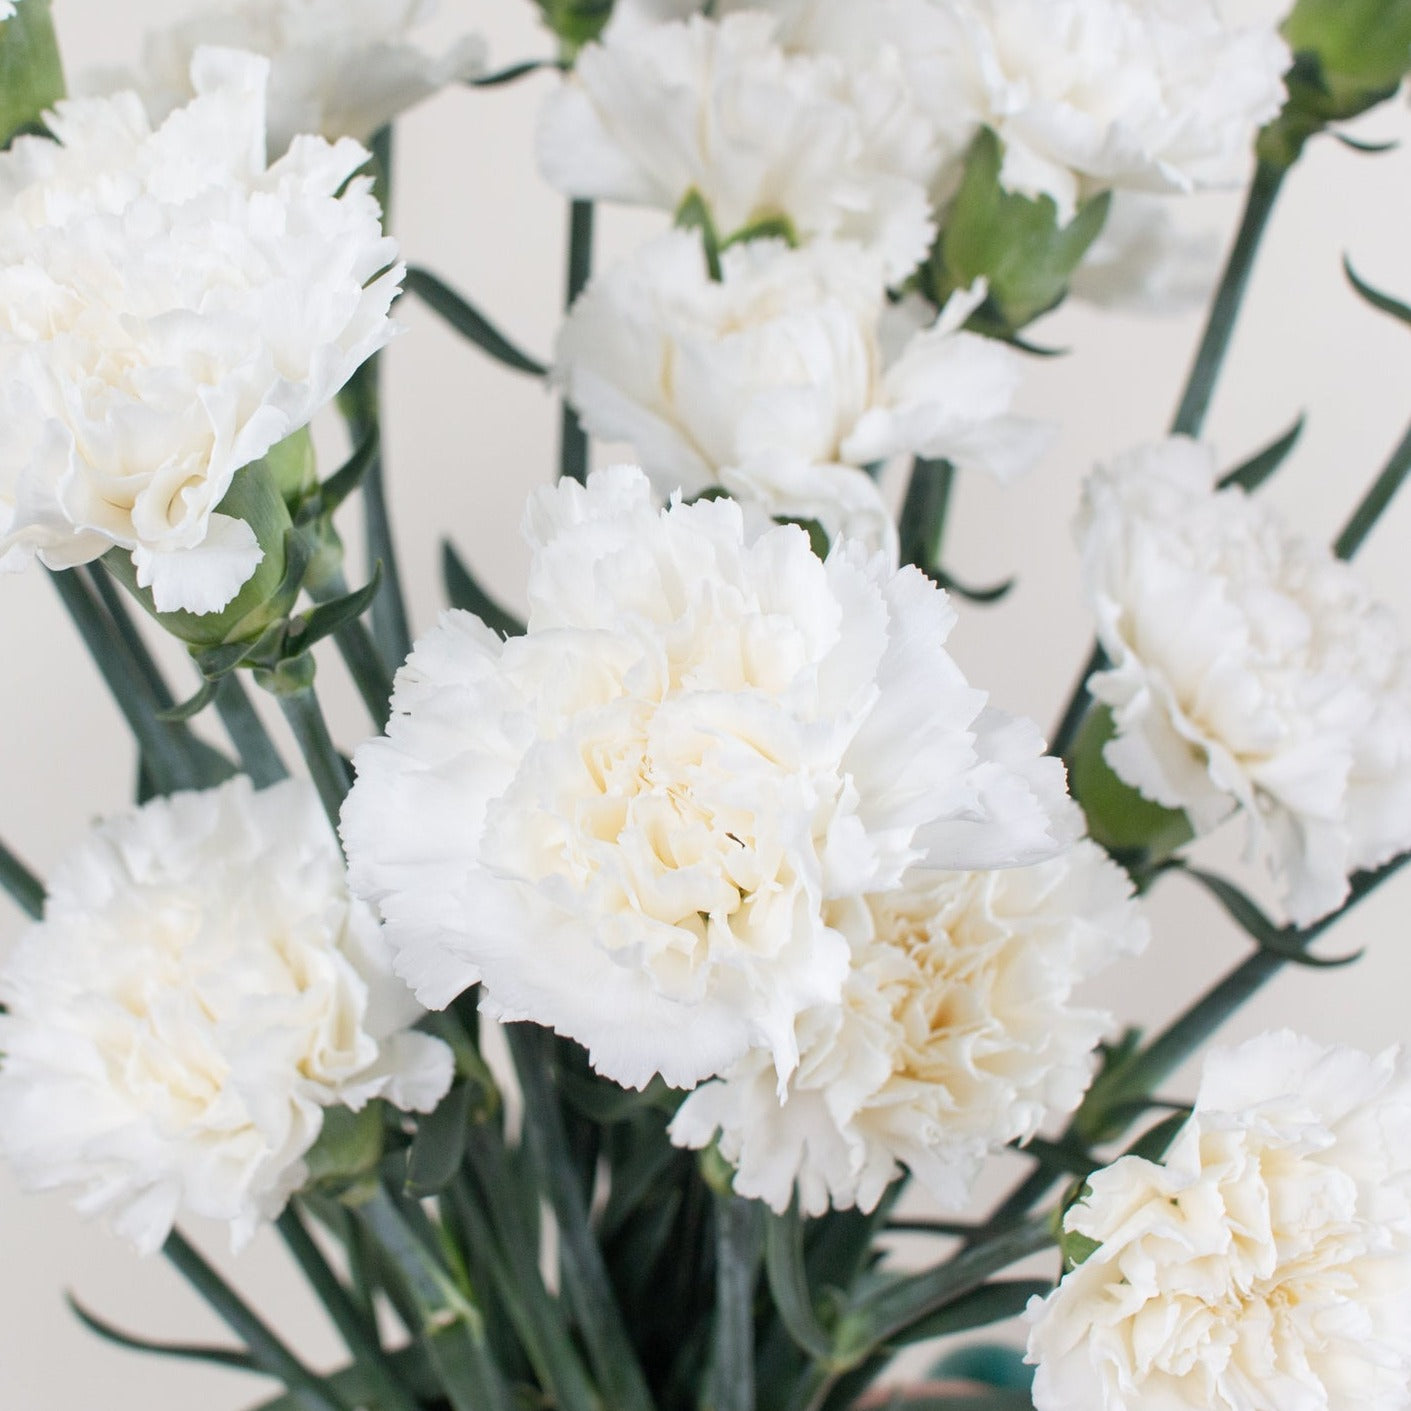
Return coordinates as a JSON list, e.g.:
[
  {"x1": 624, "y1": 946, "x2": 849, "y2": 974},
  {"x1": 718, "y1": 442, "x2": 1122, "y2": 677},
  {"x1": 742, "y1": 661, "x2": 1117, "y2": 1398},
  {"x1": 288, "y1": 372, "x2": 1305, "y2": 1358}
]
[
  {"x1": 404, "y1": 267, "x2": 549, "y2": 376},
  {"x1": 1181, "y1": 867, "x2": 1363, "y2": 966},
  {"x1": 318, "y1": 433, "x2": 378, "y2": 517},
  {"x1": 0, "y1": 838, "x2": 44, "y2": 919},
  {"x1": 1344, "y1": 257, "x2": 1411, "y2": 327},
  {"x1": 1017, "y1": 1137, "x2": 1097, "y2": 1181},
  {"x1": 675, "y1": 189, "x2": 723, "y2": 280},
  {"x1": 158, "y1": 677, "x2": 219, "y2": 724},
  {"x1": 244, "y1": 1347, "x2": 441, "y2": 1411},
  {"x1": 0, "y1": 0, "x2": 65, "y2": 148},
  {"x1": 923, "y1": 565, "x2": 1017, "y2": 605},
  {"x1": 888, "y1": 1280, "x2": 1052, "y2": 1349},
  {"x1": 1219, "y1": 415, "x2": 1306, "y2": 492},
  {"x1": 163, "y1": 1231, "x2": 354, "y2": 1411},
  {"x1": 405, "y1": 1081, "x2": 474, "y2": 1198},
  {"x1": 1124, "y1": 1110, "x2": 1192, "y2": 1164},
  {"x1": 295, "y1": 566, "x2": 384, "y2": 653},
  {"x1": 559, "y1": 199, "x2": 595, "y2": 483},
  {"x1": 68, "y1": 1295, "x2": 256, "y2": 1372},
  {"x1": 1335, "y1": 415, "x2": 1411, "y2": 560},
  {"x1": 1335, "y1": 131, "x2": 1400, "y2": 153},
  {"x1": 442, "y1": 540, "x2": 526, "y2": 637},
  {"x1": 721, "y1": 212, "x2": 798, "y2": 250},
  {"x1": 469, "y1": 58, "x2": 556, "y2": 86},
  {"x1": 763, "y1": 1203, "x2": 836, "y2": 1363}
]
